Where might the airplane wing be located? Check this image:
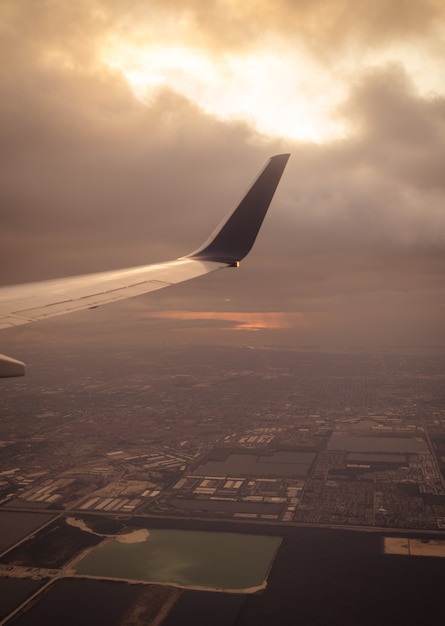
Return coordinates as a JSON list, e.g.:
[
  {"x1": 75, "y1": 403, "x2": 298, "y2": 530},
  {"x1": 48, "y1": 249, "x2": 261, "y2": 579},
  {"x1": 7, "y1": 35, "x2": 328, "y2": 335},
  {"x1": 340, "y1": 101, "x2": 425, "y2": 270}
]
[{"x1": 0, "y1": 153, "x2": 290, "y2": 376}]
